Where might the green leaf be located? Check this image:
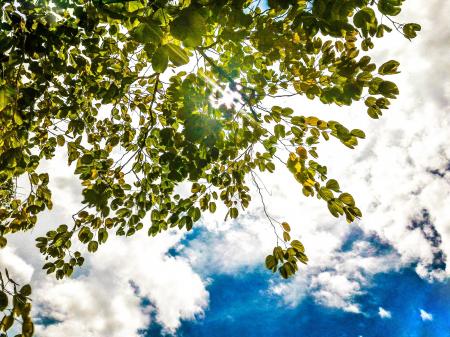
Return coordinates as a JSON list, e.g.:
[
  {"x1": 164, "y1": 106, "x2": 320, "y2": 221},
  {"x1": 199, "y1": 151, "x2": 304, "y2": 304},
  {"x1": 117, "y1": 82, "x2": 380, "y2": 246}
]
[
  {"x1": 1, "y1": 314, "x2": 14, "y2": 331},
  {"x1": 350, "y1": 129, "x2": 366, "y2": 139},
  {"x1": 22, "y1": 320, "x2": 34, "y2": 335},
  {"x1": 131, "y1": 22, "x2": 163, "y2": 44},
  {"x1": 78, "y1": 227, "x2": 93, "y2": 244},
  {"x1": 80, "y1": 154, "x2": 94, "y2": 165},
  {"x1": 273, "y1": 246, "x2": 284, "y2": 260},
  {"x1": 378, "y1": 60, "x2": 400, "y2": 75},
  {"x1": 88, "y1": 241, "x2": 98, "y2": 253},
  {"x1": 353, "y1": 7, "x2": 376, "y2": 33},
  {"x1": 229, "y1": 207, "x2": 239, "y2": 219},
  {"x1": 126, "y1": 1, "x2": 145, "y2": 12},
  {"x1": 152, "y1": 46, "x2": 169, "y2": 73},
  {"x1": 284, "y1": 261, "x2": 296, "y2": 275},
  {"x1": 57, "y1": 135, "x2": 65, "y2": 146},
  {"x1": 279, "y1": 265, "x2": 288, "y2": 279},
  {"x1": 326, "y1": 179, "x2": 340, "y2": 192},
  {"x1": 0, "y1": 237, "x2": 7, "y2": 248},
  {"x1": 98, "y1": 228, "x2": 108, "y2": 244},
  {"x1": 208, "y1": 202, "x2": 217, "y2": 213},
  {"x1": 274, "y1": 124, "x2": 286, "y2": 138},
  {"x1": 403, "y1": 23, "x2": 421, "y2": 39},
  {"x1": 0, "y1": 291, "x2": 8, "y2": 311},
  {"x1": 378, "y1": 80, "x2": 399, "y2": 98},
  {"x1": 291, "y1": 240, "x2": 305, "y2": 253},
  {"x1": 191, "y1": 183, "x2": 201, "y2": 193},
  {"x1": 281, "y1": 222, "x2": 291, "y2": 232},
  {"x1": 190, "y1": 207, "x2": 201, "y2": 222},
  {"x1": 170, "y1": 13, "x2": 188, "y2": 41},
  {"x1": 318, "y1": 187, "x2": 334, "y2": 201},
  {"x1": 265, "y1": 255, "x2": 277, "y2": 270},
  {"x1": 327, "y1": 201, "x2": 344, "y2": 217},
  {"x1": 166, "y1": 43, "x2": 190, "y2": 66},
  {"x1": 378, "y1": 0, "x2": 402, "y2": 16},
  {"x1": 296, "y1": 251, "x2": 309, "y2": 264},
  {"x1": 0, "y1": 87, "x2": 14, "y2": 112},
  {"x1": 170, "y1": 10, "x2": 206, "y2": 47},
  {"x1": 20, "y1": 284, "x2": 32, "y2": 297},
  {"x1": 14, "y1": 113, "x2": 23, "y2": 125},
  {"x1": 339, "y1": 193, "x2": 355, "y2": 206}
]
